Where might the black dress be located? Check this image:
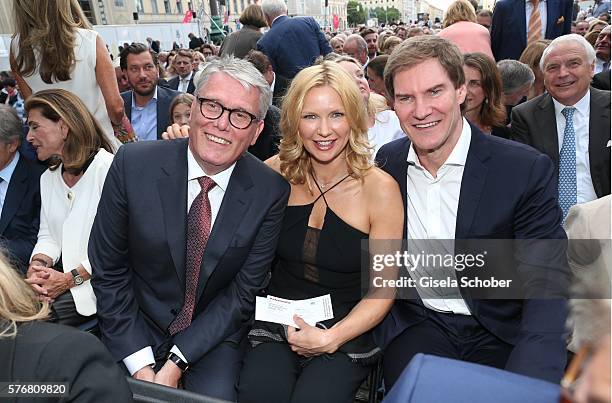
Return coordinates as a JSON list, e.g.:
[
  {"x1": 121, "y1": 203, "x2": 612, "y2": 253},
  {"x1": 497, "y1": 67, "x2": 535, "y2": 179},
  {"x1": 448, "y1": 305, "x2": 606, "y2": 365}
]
[{"x1": 248, "y1": 177, "x2": 380, "y2": 364}]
